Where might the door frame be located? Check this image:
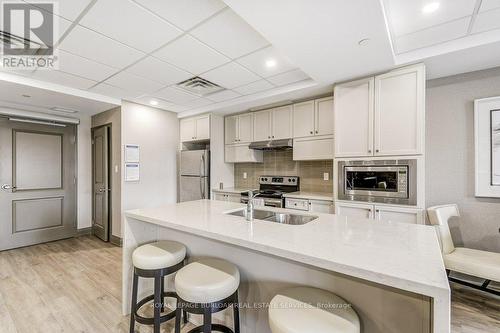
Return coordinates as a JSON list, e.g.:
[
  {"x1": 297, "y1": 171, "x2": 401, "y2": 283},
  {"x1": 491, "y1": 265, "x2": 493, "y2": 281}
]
[{"x1": 91, "y1": 124, "x2": 113, "y2": 241}]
